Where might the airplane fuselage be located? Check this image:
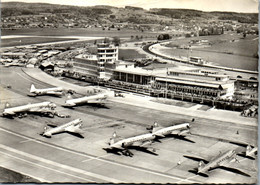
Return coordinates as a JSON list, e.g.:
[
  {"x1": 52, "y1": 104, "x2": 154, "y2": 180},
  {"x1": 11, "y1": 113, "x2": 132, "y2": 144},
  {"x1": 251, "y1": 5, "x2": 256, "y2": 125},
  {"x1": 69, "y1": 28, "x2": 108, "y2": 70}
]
[
  {"x1": 111, "y1": 133, "x2": 155, "y2": 149},
  {"x1": 65, "y1": 93, "x2": 108, "y2": 107},
  {"x1": 153, "y1": 123, "x2": 190, "y2": 136},
  {"x1": 3, "y1": 101, "x2": 55, "y2": 116},
  {"x1": 198, "y1": 150, "x2": 236, "y2": 174},
  {"x1": 33, "y1": 87, "x2": 63, "y2": 95},
  {"x1": 43, "y1": 118, "x2": 82, "y2": 137}
]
